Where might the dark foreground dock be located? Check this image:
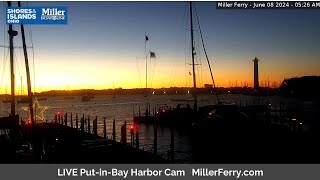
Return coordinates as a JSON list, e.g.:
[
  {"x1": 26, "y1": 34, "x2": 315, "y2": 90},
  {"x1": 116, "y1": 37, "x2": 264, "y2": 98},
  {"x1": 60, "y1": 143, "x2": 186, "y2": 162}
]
[{"x1": 1, "y1": 122, "x2": 167, "y2": 163}]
